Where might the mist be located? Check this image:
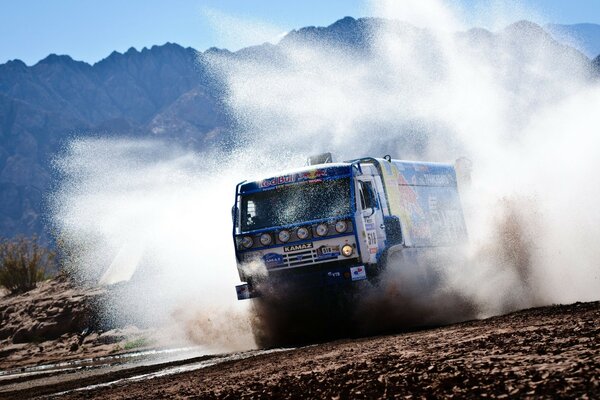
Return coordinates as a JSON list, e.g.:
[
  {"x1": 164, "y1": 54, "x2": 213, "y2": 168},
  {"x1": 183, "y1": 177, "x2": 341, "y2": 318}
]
[
  {"x1": 51, "y1": 139, "x2": 259, "y2": 350},
  {"x1": 210, "y1": 0, "x2": 600, "y2": 318},
  {"x1": 51, "y1": 0, "x2": 600, "y2": 349}
]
